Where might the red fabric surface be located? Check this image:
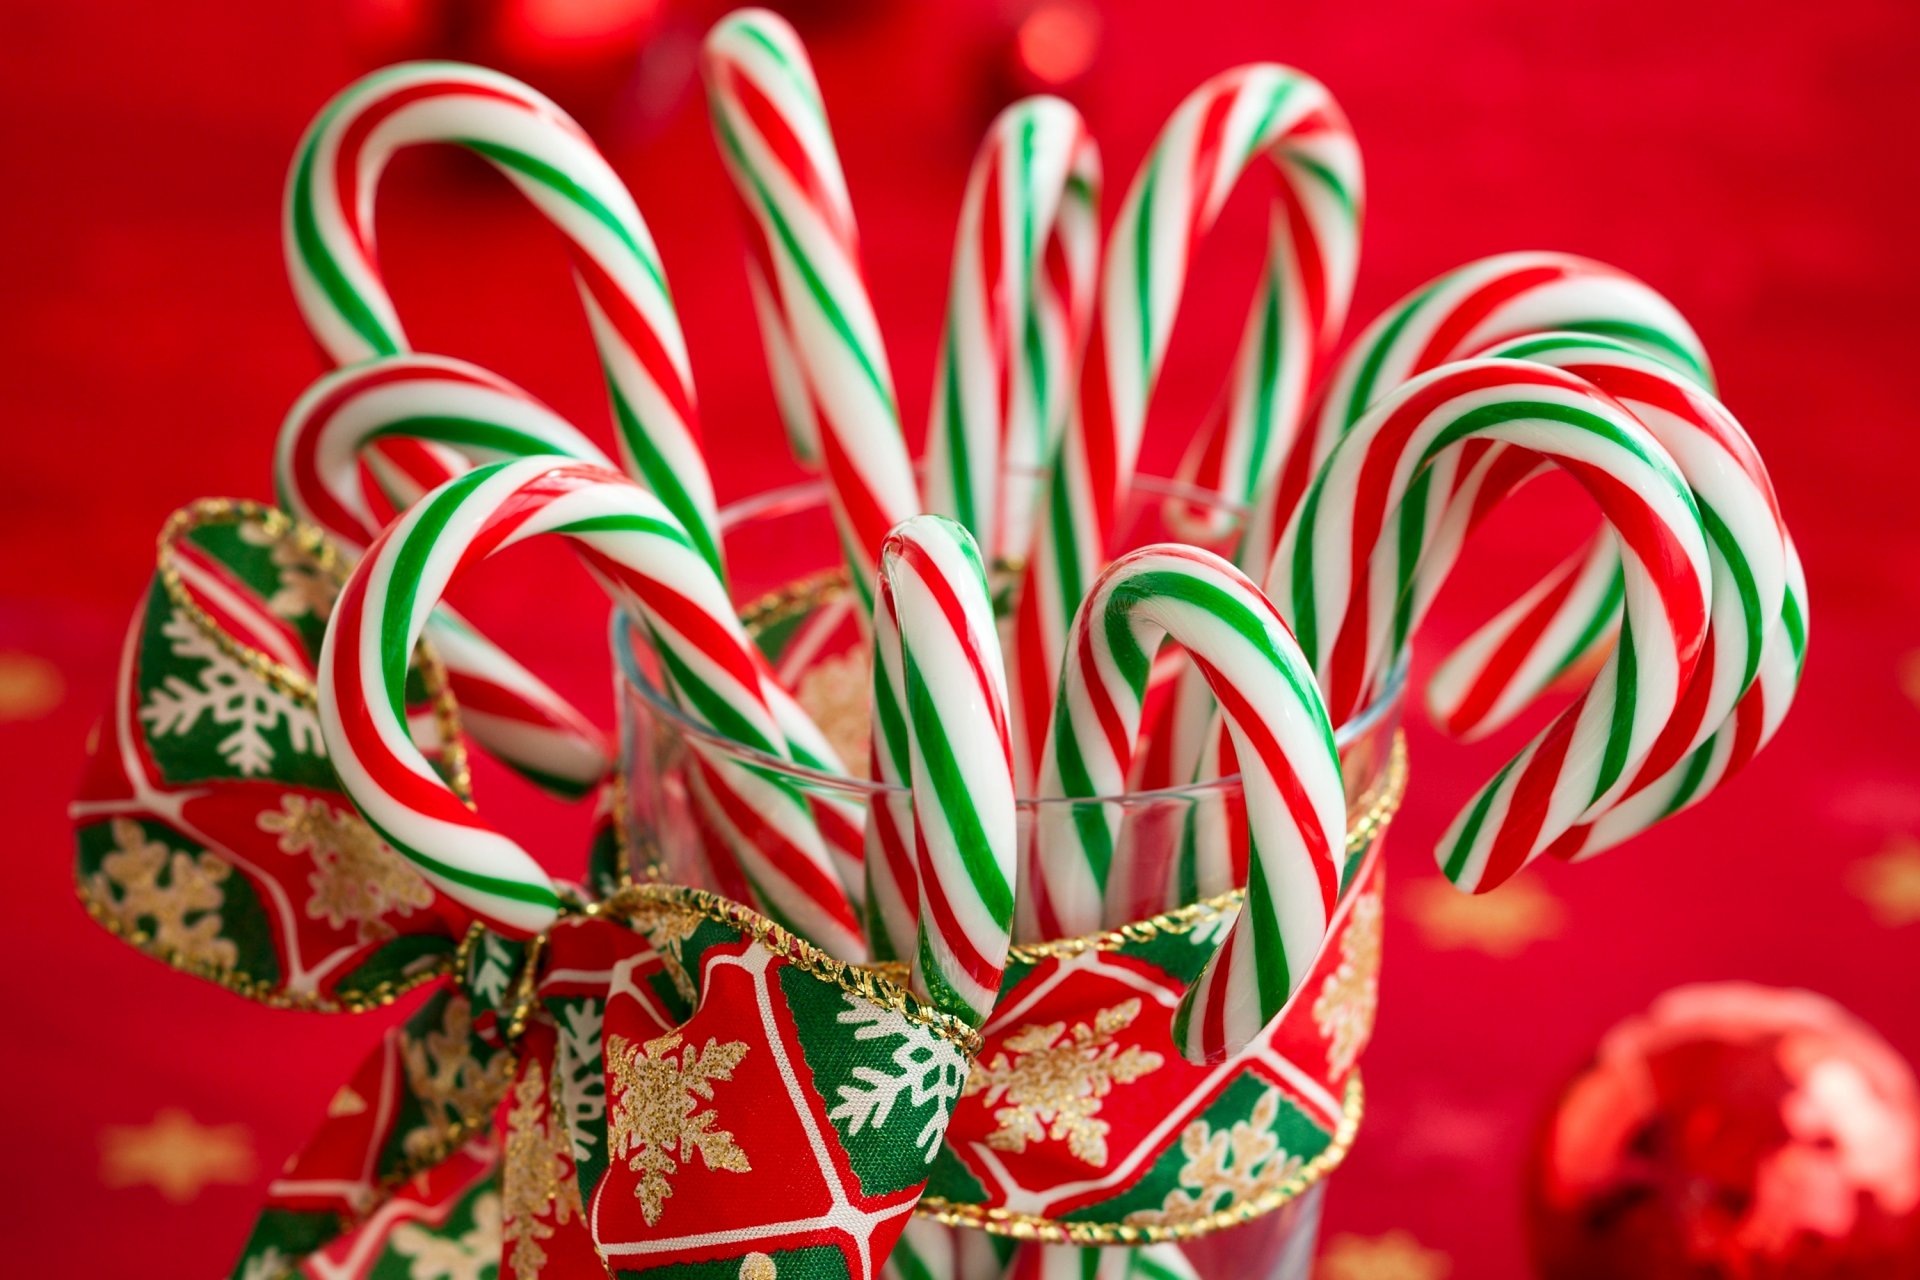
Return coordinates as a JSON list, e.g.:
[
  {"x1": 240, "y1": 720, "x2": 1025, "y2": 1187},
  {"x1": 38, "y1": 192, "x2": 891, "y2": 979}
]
[{"x1": 3, "y1": 0, "x2": 1918, "y2": 1274}]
